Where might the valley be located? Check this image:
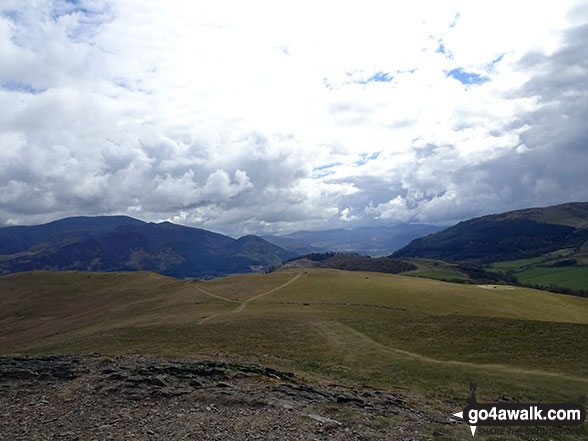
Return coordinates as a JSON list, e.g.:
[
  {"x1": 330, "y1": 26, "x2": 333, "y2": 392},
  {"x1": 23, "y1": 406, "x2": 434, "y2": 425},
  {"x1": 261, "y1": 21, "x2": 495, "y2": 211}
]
[
  {"x1": 2, "y1": 203, "x2": 588, "y2": 439},
  {"x1": 3, "y1": 2, "x2": 588, "y2": 438},
  {"x1": 1, "y1": 268, "x2": 586, "y2": 439}
]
